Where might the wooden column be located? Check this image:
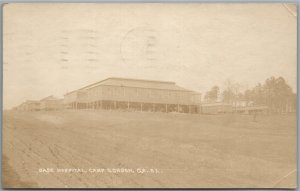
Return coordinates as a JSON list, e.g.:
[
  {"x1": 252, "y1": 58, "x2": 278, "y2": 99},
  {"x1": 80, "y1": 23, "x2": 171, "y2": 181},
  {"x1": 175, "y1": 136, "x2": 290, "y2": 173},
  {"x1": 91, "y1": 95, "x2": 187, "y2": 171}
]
[
  {"x1": 165, "y1": 104, "x2": 168, "y2": 112},
  {"x1": 141, "y1": 103, "x2": 143, "y2": 112}
]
